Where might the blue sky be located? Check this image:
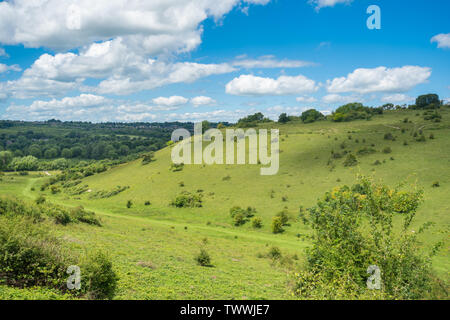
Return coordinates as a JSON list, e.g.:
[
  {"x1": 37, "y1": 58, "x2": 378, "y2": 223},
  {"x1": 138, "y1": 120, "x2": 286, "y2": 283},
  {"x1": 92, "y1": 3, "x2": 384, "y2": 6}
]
[{"x1": 0, "y1": 0, "x2": 448, "y2": 122}]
